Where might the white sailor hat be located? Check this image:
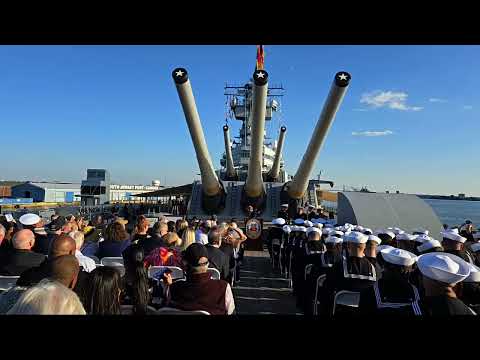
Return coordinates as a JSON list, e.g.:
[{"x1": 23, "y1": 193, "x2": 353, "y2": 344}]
[
  {"x1": 376, "y1": 244, "x2": 395, "y2": 255},
  {"x1": 392, "y1": 227, "x2": 403, "y2": 234},
  {"x1": 307, "y1": 227, "x2": 322, "y2": 235},
  {"x1": 344, "y1": 231, "x2": 368, "y2": 244},
  {"x1": 472, "y1": 232, "x2": 480, "y2": 240},
  {"x1": 374, "y1": 229, "x2": 396, "y2": 239},
  {"x1": 413, "y1": 228, "x2": 429, "y2": 236},
  {"x1": 363, "y1": 228, "x2": 373, "y2": 235},
  {"x1": 417, "y1": 239, "x2": 443, "y2": 253},
  {"x1": 325, "y1": 235, "x2": 343, "y2": 244},
  {"x1": 297, "y1": 226, "x2": 307, "y2": 233},
  {"x1": 281, "y1": 204, "x2": 289, "y2": 208},
  {"x1": 322, "y1": 228, "x2": 332, "y2": 235},
  {"x1": 294, "y1": 218, "x2": 305, "y2": 225},
  {"x1": 354, "y1": 225, "x2": 365, "y2": 232},
  {"x1": 396, "y1": 233, "x2": 418, "y2": 242},
  {"x1": 470, "y1": 242, "x2": 480, "y2": 253},
  {"x1": 19, "y1": 213, "x2": 41, "y2": 226},
  {"x1": 282, "y1": 225, "x2": 292, "y2": 233},
  {"x1": 304, "y1": 220, "x2": 313, "y2": 228},
  {"x1": 465, "y1": 263, "x2": 480, "y2": 283},
  {"x1": 272, "y1": 218, "x2": 286, "y2": 226},
  {"x1": 331, "y1": 230, "x2": 344, "y2": 238},
  {"x1": 441, "y1": 230, "x2": 467, "y2": 243},
  {"x1": 414, "y1": 234, "x2": 432, "y2": 244},
  {"x1": 367, "y1": 235, "x2": 382, "y2": 245},
  {"x1": 381, "y1": 247, "x2": 417, "y2": 267},
  {"x1": 417, "y1": 252, "x2": 471, "y2": 285},
  {"x1": 290, "y1": 225, "x2": 299, "y2": 232},
  {"x1": 313, "y1": 223, "x2": 324, "y2": 229}
]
